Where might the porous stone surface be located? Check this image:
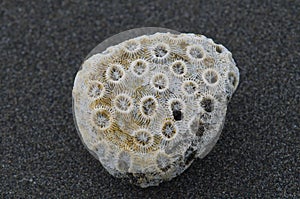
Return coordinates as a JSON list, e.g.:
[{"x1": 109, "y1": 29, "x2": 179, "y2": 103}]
[{"x1": 72, "y1": 32, "x2": 239, "y2": 187}]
